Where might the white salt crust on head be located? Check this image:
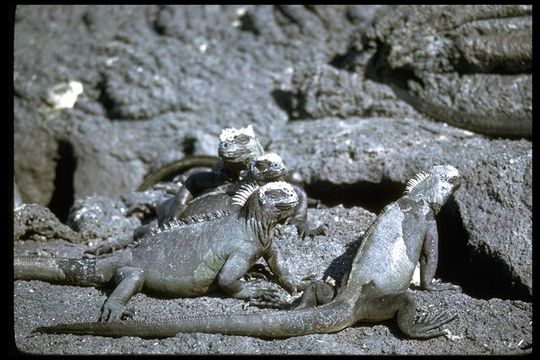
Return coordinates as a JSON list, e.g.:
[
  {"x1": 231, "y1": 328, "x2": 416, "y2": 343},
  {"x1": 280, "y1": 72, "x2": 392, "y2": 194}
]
[
  {"x1": 256, "y1": 153, "x2": 283, "y2": 164},
  {"x1": 219, "y1": 125, "x2": 255, "y2": 142}
]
